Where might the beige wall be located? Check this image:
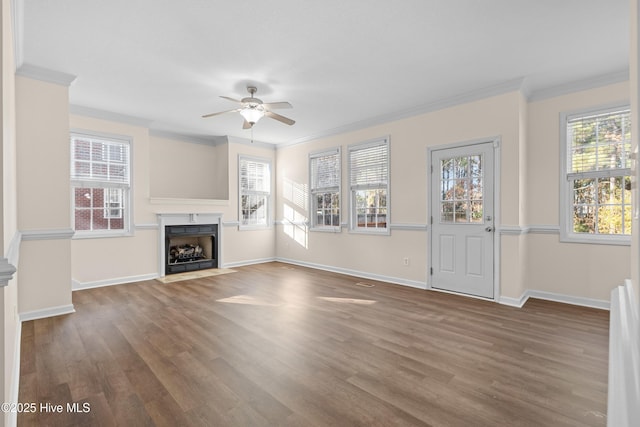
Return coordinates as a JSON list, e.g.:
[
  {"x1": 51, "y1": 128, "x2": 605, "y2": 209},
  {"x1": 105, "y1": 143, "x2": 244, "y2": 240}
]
[
  {"x1": 276, "y1": 85, "x2": 631, "y2": 303},
  {"x1": 276, "y1": 91, "x2": 526, "y2": 292},
  {"x1": 68, "y1": 113, "x2": 277, "y2": 285},
  {"x1": 16, "y1": 77, "x2": 71, "y2": 230},
  {"x1": 15, "y1": 76, "x2": 73, "y2": 314},
  {"x1": 11, "y1": 65, "x2": 633, "y2": 317},
  {"x1": 68, "y1": 117, "x2": 164, "y2": 286},
  {"x1": 526, "y1": 82, "x2": 629, "y2": 225},
  {"x1": 222, "y1": 140, "x2": 276, "y2": 266},
  {"x1": 149, "y1": 134, "x2": 229, "y2": 200},
  {"x1": 526, "y1": 82, "x2": 631, "y2": 301}
]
